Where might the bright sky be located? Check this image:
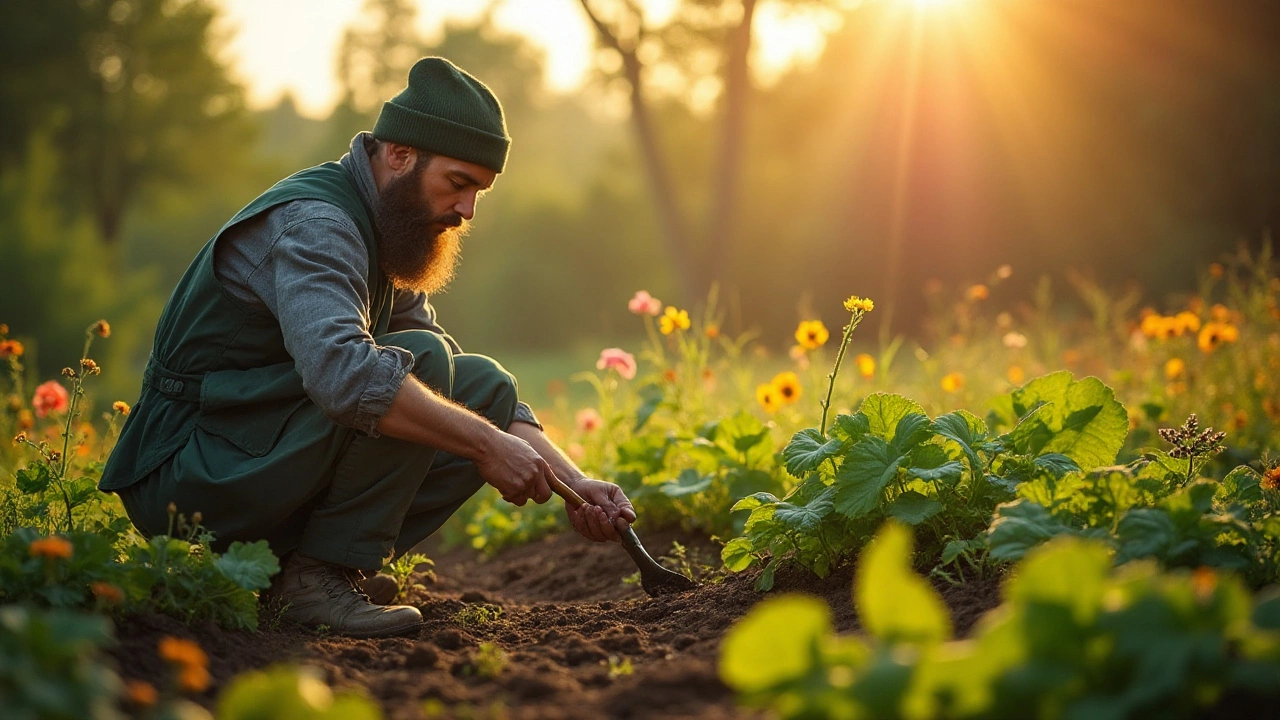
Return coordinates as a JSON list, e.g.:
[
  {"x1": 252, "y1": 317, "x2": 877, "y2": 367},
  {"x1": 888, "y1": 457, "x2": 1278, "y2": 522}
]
[{"x1": 212, "y1": 0, "x2": 849, "y2": 118}]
